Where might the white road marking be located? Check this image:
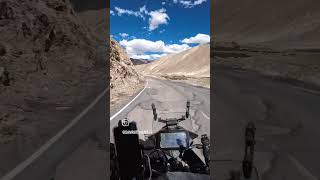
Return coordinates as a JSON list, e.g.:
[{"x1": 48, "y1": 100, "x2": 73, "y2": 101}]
[
  {"x1": 110, "y1": 81, "x2": 149, "y2": 121},
  {"x1": 1, "y1": 88, "x2": 108, "y2": 180},
  {"x1": 288, "y1": 155, "x2": 318, "y2": 180},
  {"x1": 200, "y1": 111, "x2": 210, "y2": 120},
  {"x1": 293, "y1": 86, "x2": 320, "y2": 96}
]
